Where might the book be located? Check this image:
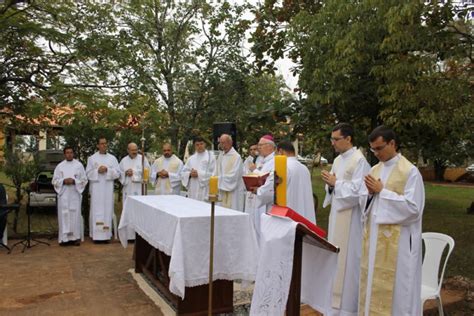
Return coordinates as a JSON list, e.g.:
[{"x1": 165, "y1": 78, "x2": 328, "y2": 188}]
[
  {"x1": 242, "y1": 172, "x2": 270, "y2": 191},
  {"x1": 270, "y1": 205, "x2": 327, "y2": 238}
]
